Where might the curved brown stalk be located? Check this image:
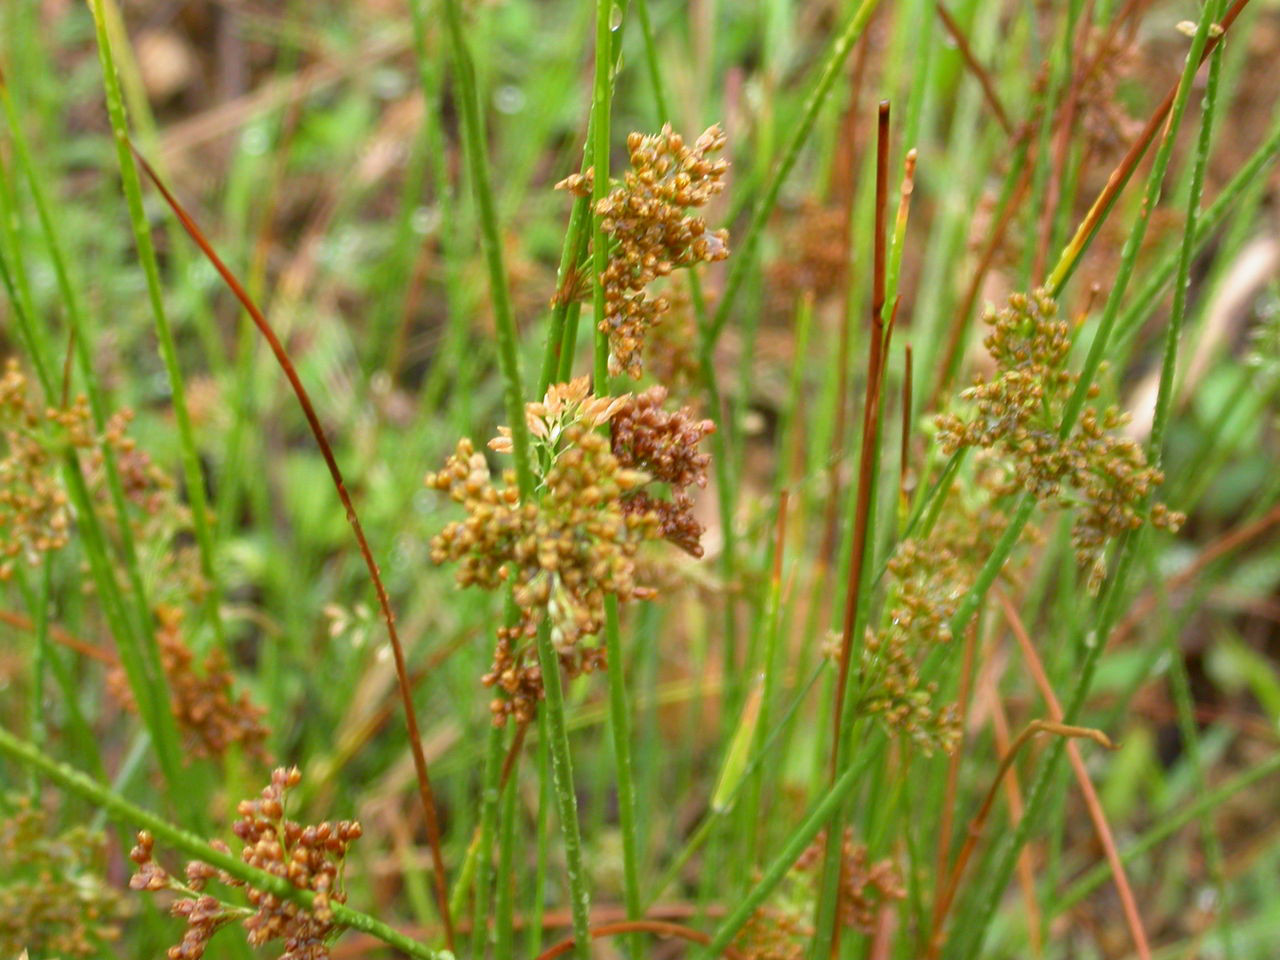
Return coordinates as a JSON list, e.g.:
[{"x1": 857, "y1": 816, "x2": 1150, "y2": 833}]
[
  {"x1": 998, "y1": 592, "x2": 1151, "y2": 960},
  {"x1": 131, "y1": 146, "x2": 455, "y2": 951},
  {"x1": 533, "y1": 920, "x2": 745, "y2": 960},
  {"x1": 926, "y1": 720, "x2": 1115, "y2": 958}
]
